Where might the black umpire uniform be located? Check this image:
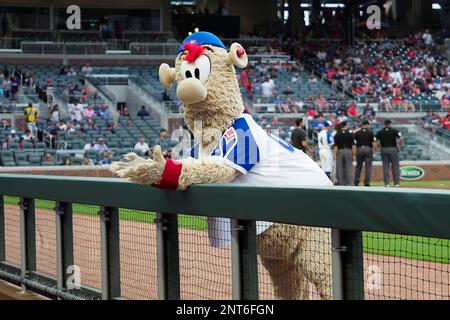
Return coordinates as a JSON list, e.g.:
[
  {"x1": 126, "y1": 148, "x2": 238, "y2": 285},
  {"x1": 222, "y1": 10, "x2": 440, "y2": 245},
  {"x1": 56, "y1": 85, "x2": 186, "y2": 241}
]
[
  {"x1": 334, "y1": 121, "x2": 355, "y2": 186},
  {"x1": 376, "y1": 119, "x2": 403, "y2": 187},
  {"x1": 353, "y1": 120, "x2": 376, "y2": 186}
]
